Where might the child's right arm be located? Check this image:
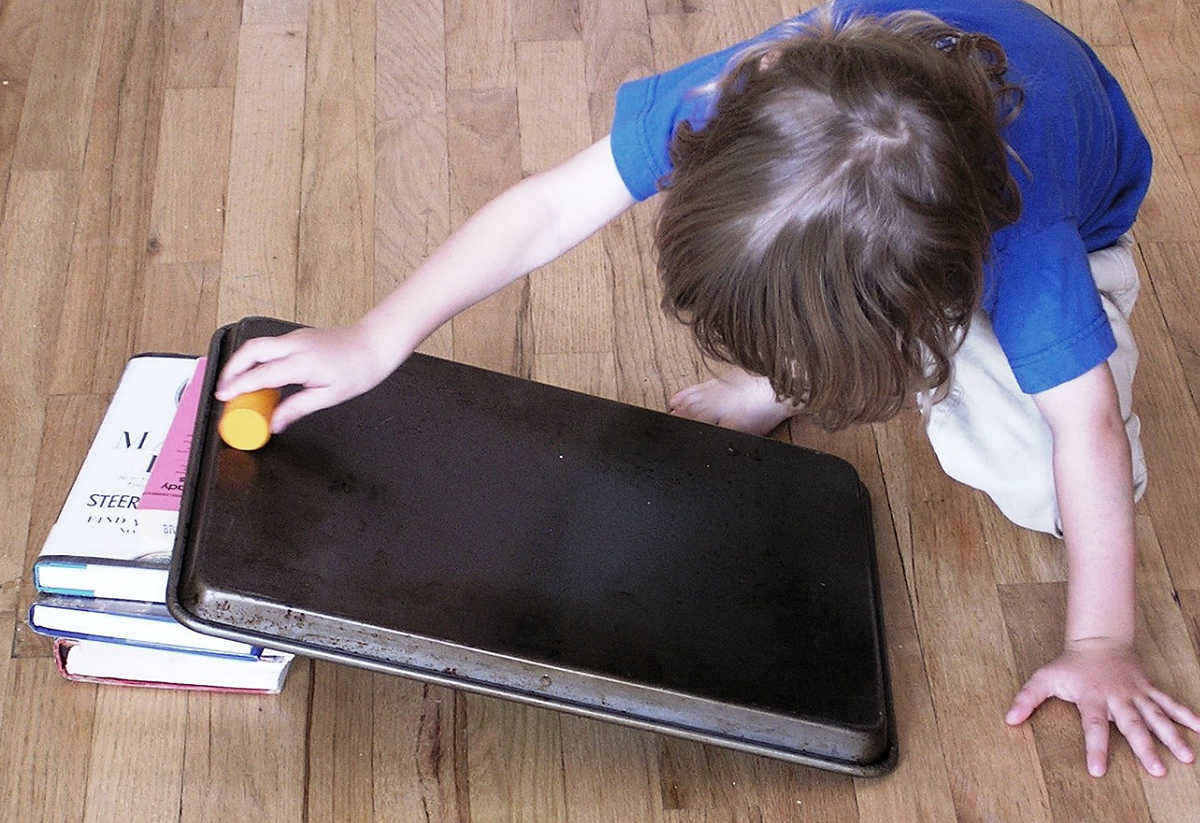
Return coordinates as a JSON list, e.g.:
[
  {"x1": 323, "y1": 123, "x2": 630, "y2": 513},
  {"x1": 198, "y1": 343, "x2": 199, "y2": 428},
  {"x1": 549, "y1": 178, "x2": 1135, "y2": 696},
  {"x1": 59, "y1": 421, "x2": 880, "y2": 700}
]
[{"x1": 215, "y1": 135, "x2": 636, "y2": 430}]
